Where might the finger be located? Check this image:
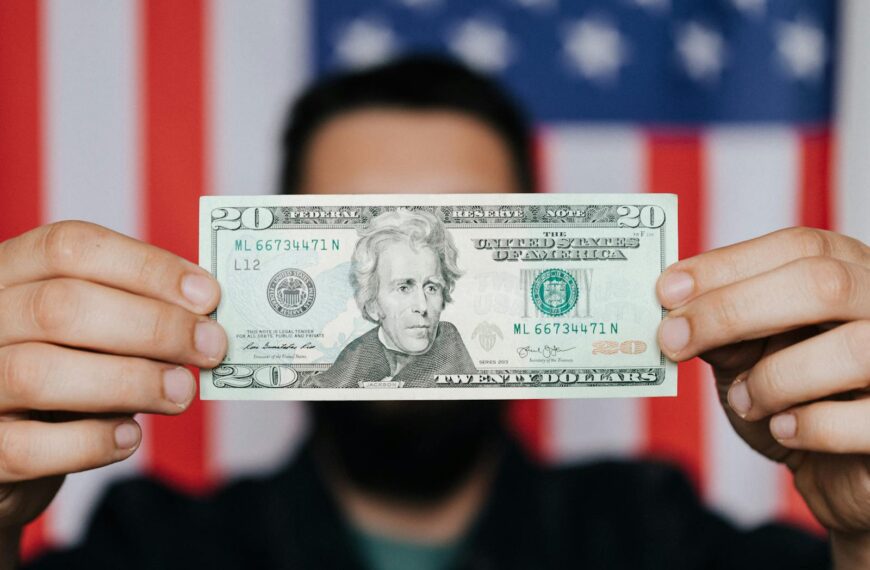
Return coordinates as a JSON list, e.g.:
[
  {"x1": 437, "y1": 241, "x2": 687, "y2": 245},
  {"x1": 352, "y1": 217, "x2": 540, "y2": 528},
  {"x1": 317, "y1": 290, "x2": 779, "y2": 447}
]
[
  {"x1": 769, "y1": 399, "x2": 870, "y2": 454},
  {"x1": 657, "y1": 227, "x2": 869, "y2": 308},
  {"x1": 0, "y1": 221, "x2": 219, "y2": 314},
  {"x1": 726, "y1": 321, "x2": 870, "y2": 421},
  {"x1": 658, "y1": 257, "x2": 870, "y2": 361},
  {"x1": 0, "y1": 417, "x2": 140, "y2": 483},
  {"x1": 0, "y1": 278, "x2": 227, "y2": 367},
  {"x1": 0, "y1": 343, "x2": 196, "y2": 414}
]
